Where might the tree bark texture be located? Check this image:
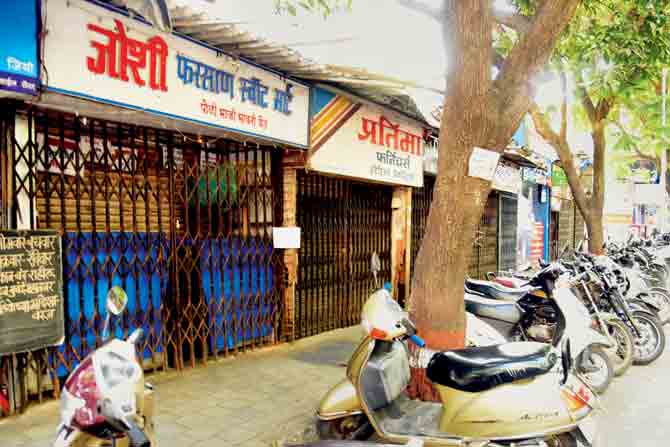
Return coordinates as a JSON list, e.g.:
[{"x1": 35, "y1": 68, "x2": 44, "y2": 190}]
[
  {"x1": 590, "y1": 125, "x2": 606, "y2": 254},
  {"x1": 407, "y1": 0, "x2": 581, "y2": 401}
]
